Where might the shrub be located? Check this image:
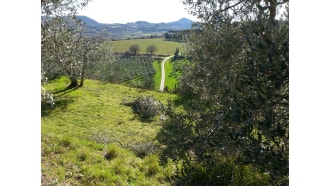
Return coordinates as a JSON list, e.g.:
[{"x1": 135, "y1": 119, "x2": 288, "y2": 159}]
[
  {"x1": 128, "y1": 96, "x2": 164, "y2": 121},
  {"x1": 176, "y1": 156, "x2": 269, "y2": 186}
]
